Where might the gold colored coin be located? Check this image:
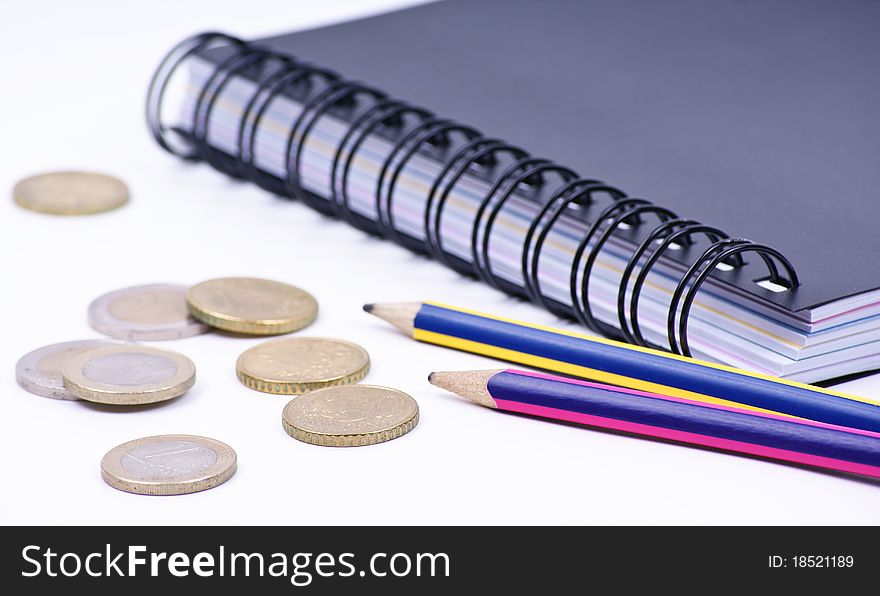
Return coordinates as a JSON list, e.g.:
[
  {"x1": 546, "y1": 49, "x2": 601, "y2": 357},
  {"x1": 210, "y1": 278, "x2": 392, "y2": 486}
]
[
  {"x1": 13, "y1": 171, "x2": 129, "y2": 215},
  {"x1": 62, "y1": 344, "x2": 196, "y2": 405},
  {"x1": 282, "y1": 385, "x2": 419, "y2": 447},
  {"x1": 237, "y1": 337, "x2": 370, "y2": 395},
  {"x1": 186, "y1": 277, "x2": 318, "y2": 335},
  {"x1": 101, "y1": 434, "x2": 237, "y2": 496}
]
